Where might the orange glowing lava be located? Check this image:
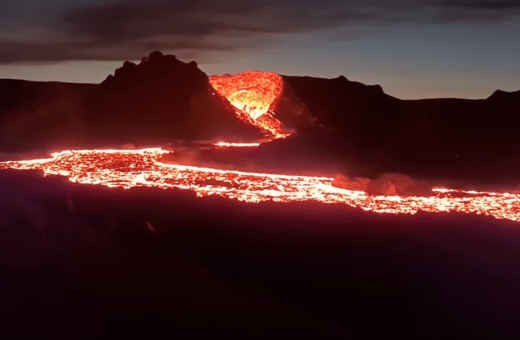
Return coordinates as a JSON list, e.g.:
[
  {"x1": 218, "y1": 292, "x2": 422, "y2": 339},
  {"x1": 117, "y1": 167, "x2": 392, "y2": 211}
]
[
  {"x1": 213, "y1": 141, "x2": 261, "y2": 147},
  {"x1": 209, "y1": 71, "x2": 287, "y2": 138},
  {"x1": 1, "y1": 148, "x2": 520, "y2": 223}
]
